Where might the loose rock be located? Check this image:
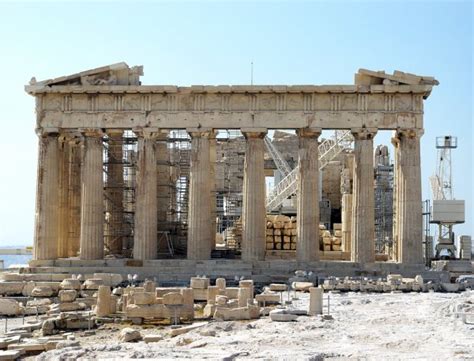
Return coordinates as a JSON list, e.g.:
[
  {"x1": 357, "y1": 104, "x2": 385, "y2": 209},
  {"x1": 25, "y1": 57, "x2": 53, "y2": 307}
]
[{"x1": 119, "y1": 328, "x2": 142, "y2": 342}]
